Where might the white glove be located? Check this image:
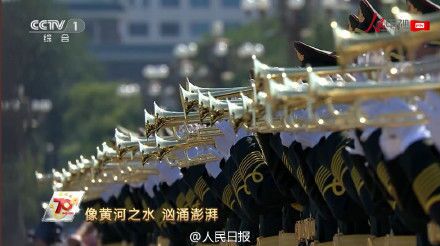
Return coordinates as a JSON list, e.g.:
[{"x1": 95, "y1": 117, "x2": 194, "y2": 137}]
[
  {"x1": 158, "y1": 163, "x2": 182, "y2": 186},
  {"x1": 379, "y1": 98, "x2": 431, "y2": 160},
  {"x1": 205, "y1": 160, "x2": 222, "y2": 178},
  {"x1": 419, "y1": 91, "x2": 440, "y2": 150},
  {"x1": 295, "y1": 131, "x2": 324, "y2": 149},
  {"x1": 143, "y1": 175, "x2": 160, "y2": 197},
  {"x1": 187, "y1": 147, "x2": 200, "y2": 159},
  {"x1": 292, "y1": 109, "x2": 325, "y2": 149},
  {"x1": 345, "y1": 130, "x2": 365, "y2": 156},
  {"x1": 359, "y1": 99, "x2": 384, "y2": 141},
  {"x1": 214, "y1": 120, "x2": 236, "y2": 159},
  {"x1": 205, "y1": 146, "x2": 224, "y2": 159},
  {"x1": 236, "y1": 127, "x2": 251, "y2": 140},
  {"x1": 130, "y1": 182, "x2": 144, "y2": 188},
  {"x1": 101, "y1": 184, "x2": 123, "y2": 202},
  {"x1": 280, "y1": 132, "x2": 295, "y2": 147}
]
